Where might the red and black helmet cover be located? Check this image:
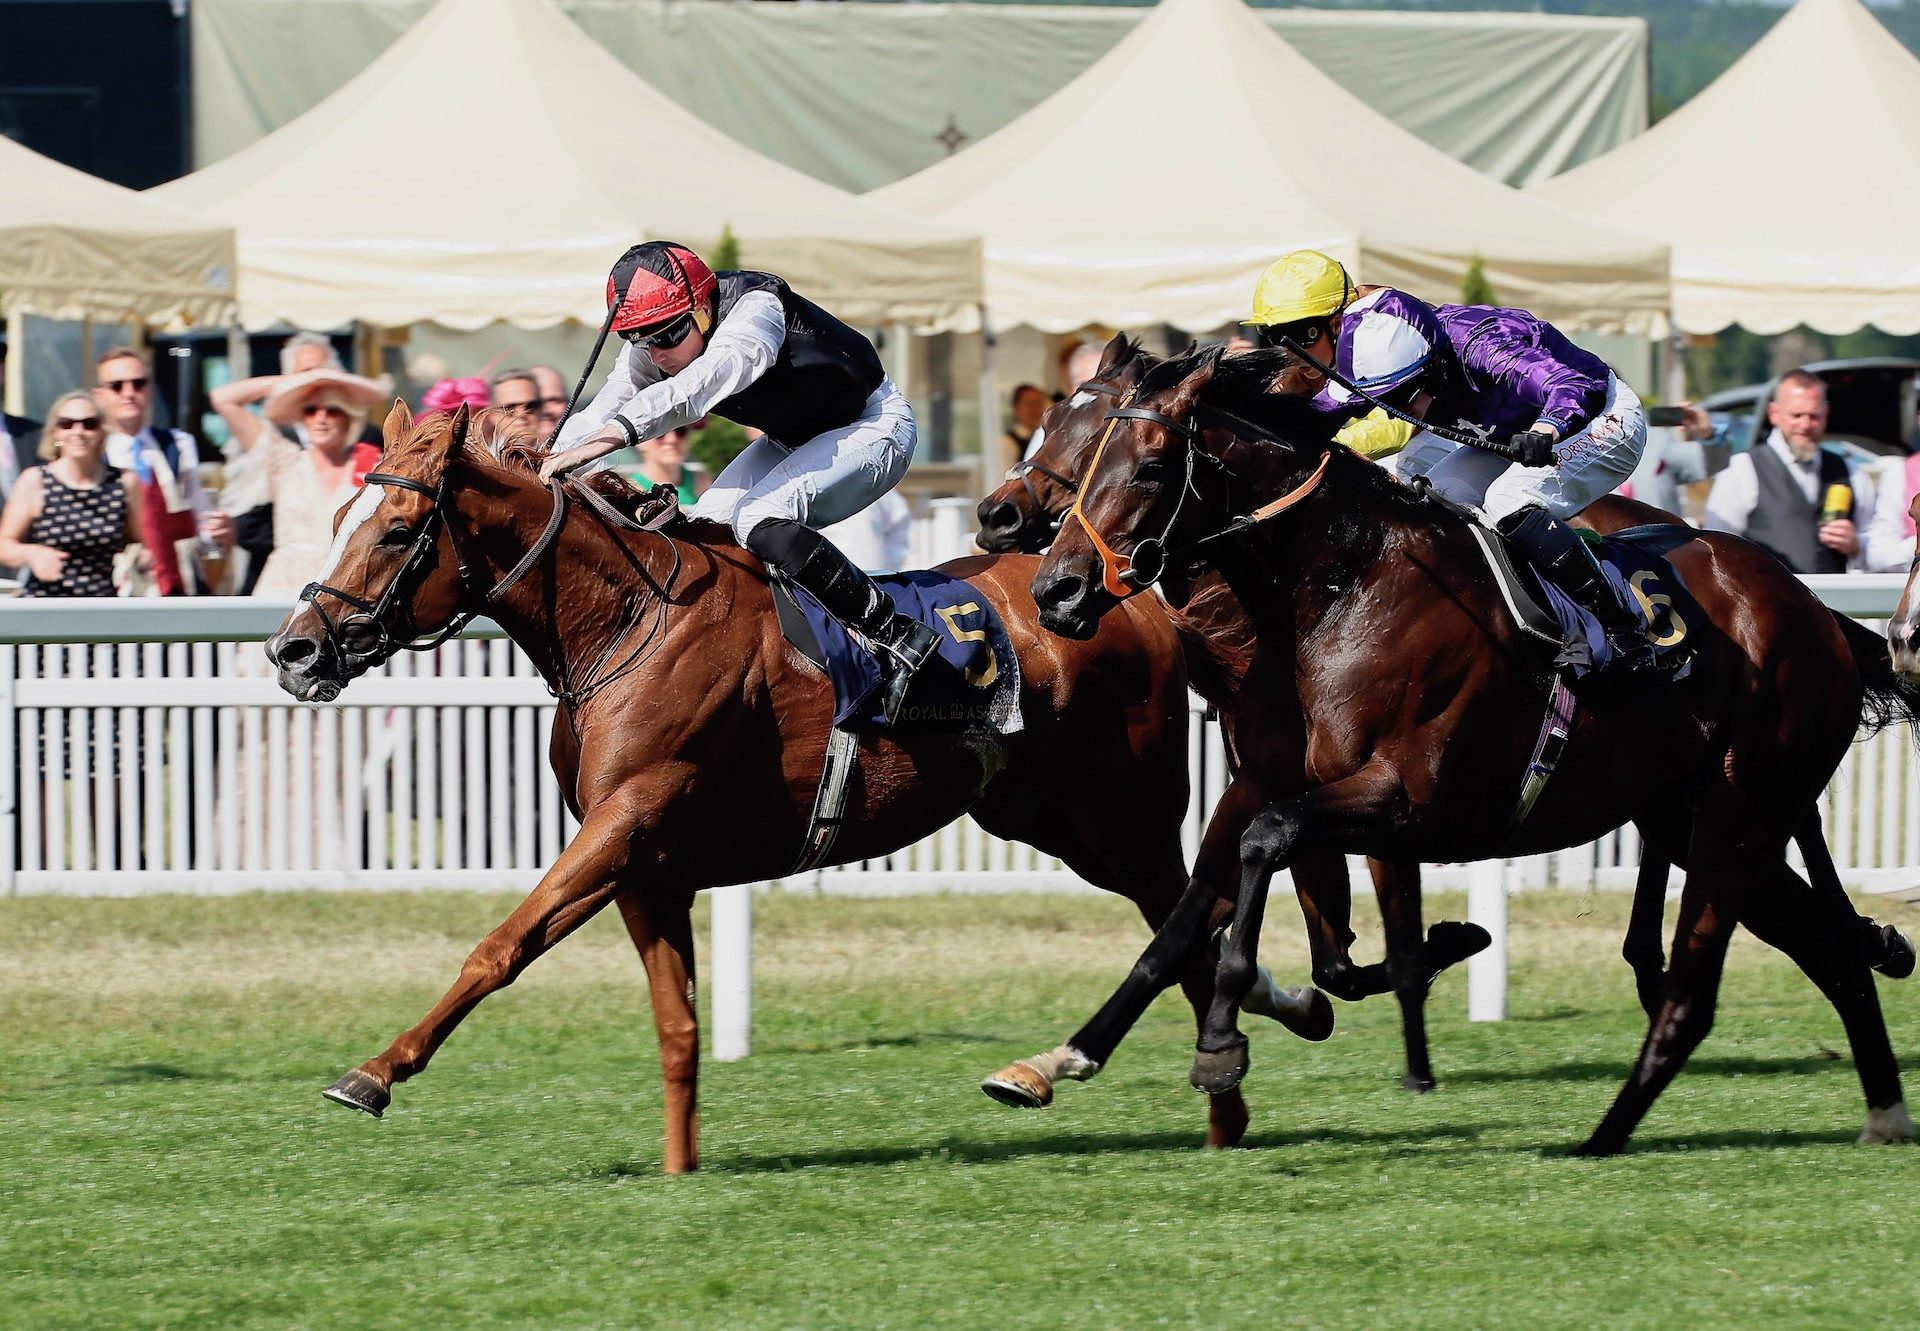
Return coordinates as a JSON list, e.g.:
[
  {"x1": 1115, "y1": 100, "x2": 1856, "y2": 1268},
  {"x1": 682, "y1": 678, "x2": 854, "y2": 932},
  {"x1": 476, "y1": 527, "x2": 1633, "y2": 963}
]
[{"x1": 606, "y1": 242, "x2": 718, "y2": 334}]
